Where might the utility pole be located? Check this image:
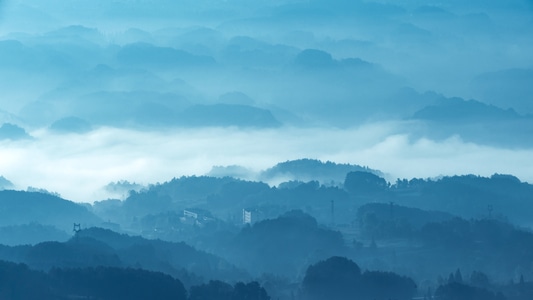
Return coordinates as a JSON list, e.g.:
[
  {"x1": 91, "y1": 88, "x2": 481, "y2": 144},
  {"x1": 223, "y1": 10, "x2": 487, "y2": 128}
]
[{"x1": 73, "y1": 223, "x2": 81, "y2": 234}]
